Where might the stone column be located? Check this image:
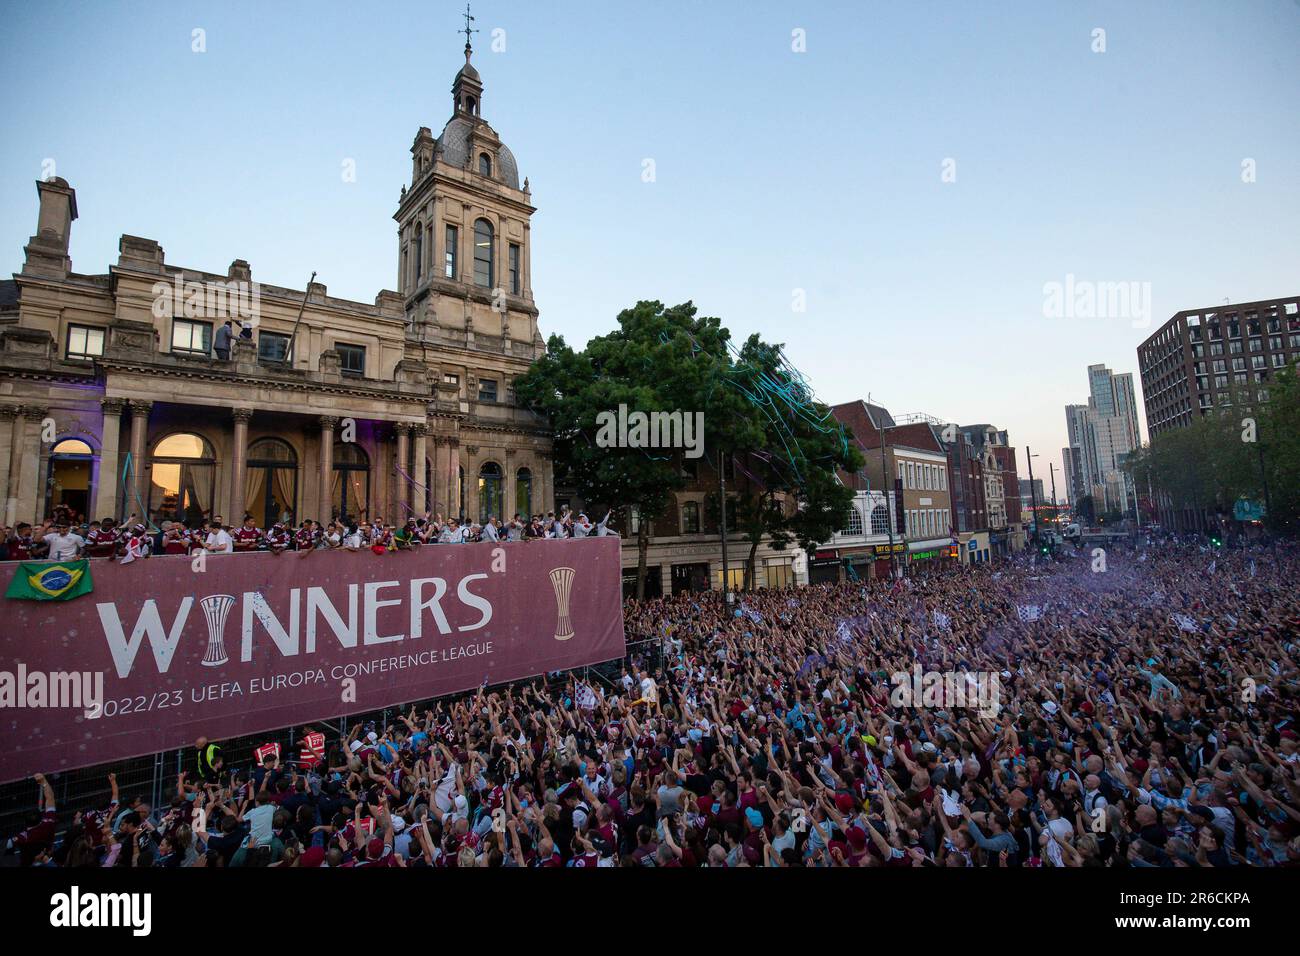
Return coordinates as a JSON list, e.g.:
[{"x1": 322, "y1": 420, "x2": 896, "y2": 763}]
[
  {"x1": 371, "y1": 428, "x2": 387, "y2": 522},
  {"x1": 448, "y1": 438, "x2": 461, "y2": 519},
  {"x1": 393, "y1": 423, "x2": 411, "y2": 517},
  {"x1": 467, "y1": 445, "x2": 483, "y2": 523},
  {"x1": 495, "y1": 218, "x2": 507, "y2": 296},
  {"x1": 318, "y1": 416, "x2": 337, "y2": 522},
  {"x1": 460, "y1": 214, "x2": 473, "y2": 288},
  {"x1": 504, "y1": 447, "x2": 516, "y2": 520},
  {"x1": 229, "y1": 407, "x2": 253, "y2": 520},
  {"x1": 432, "y1": 436, "x2": 449, "y2": 517},
  {"x1": 522, "y1": 223, "x2": 532, "y2": 299},
  {"x1": 126, "y1": 400, "x2": 153, "y2": 522},
  {"x1": 93, "y1": 398, "x2": 126, "y2": 520},
  {"x1": 1, "y1": 406, "x2": 20, "y2": 525},
  {"x1": 17, "y1": 405, "x2": 48, "y2": 524},
  {"x1": 538, "y1": 453, "x2": 552, "y2": 515},
  {"x1": 411, "y1": 423, "x2": 428, "y2": 515}
]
